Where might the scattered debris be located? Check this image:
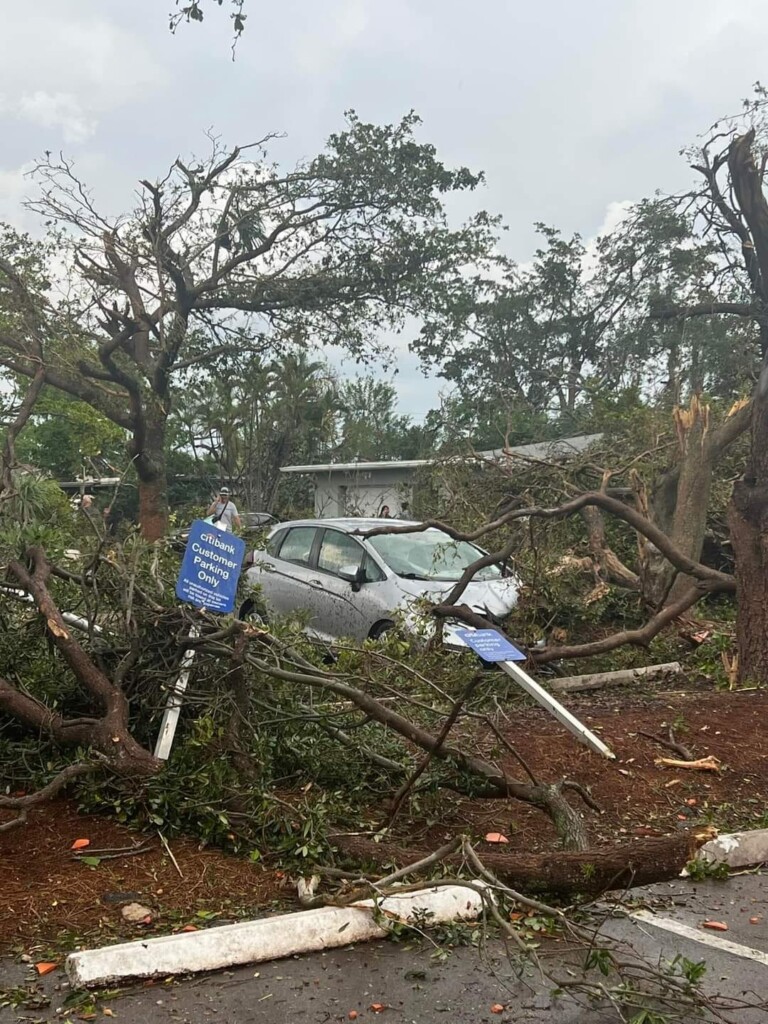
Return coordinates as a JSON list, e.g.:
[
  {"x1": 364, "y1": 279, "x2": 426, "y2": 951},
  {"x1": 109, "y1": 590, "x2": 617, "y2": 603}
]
[
  {"x1": 484, "y1": 833, "x2": 509, "y2": 844},
  {"x1": 71, "y1": 838, "x2": 91, "y2": 851},
  {"x1": 702, "y1": 920, "x2": 729, "y2": 931},
  {"x1": 34, "y1": 962, "x2": 57, "y2": 976},
  {"x1": 655, "y1": 756, "x2": 721, "y2": 772},
  {"x1": 638, "y1": 726, "x2": 694, "y2": 761},
  {"x1": 550, "y1": 663, "x2": 682, "y2": 694},
  {"x1": 121, "y1": 903, "x2": 153, "y2": 925},
  {"x1": 158, "y1": 832, "x2": 183, "y2": 878}
]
